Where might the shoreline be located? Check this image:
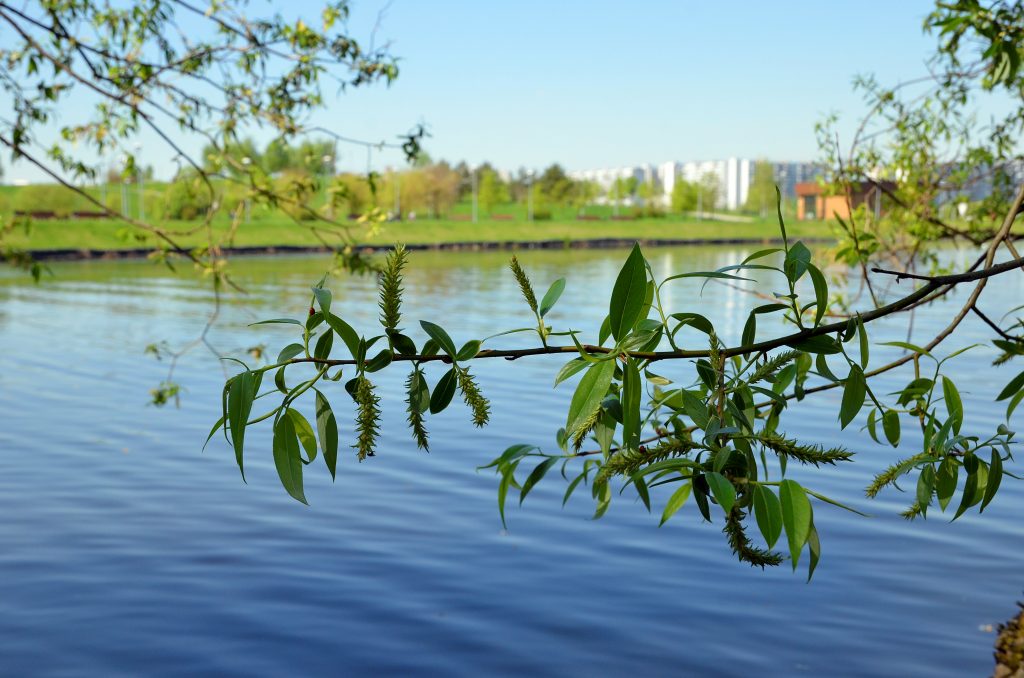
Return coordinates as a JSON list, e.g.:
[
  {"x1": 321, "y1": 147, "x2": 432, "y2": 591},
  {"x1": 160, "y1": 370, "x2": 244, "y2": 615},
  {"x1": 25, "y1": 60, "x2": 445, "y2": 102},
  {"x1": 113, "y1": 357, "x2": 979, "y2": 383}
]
[{"x1": 26, "y1": 236, "x2": 834, "y2": 262}]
